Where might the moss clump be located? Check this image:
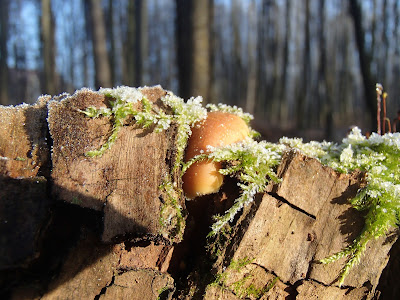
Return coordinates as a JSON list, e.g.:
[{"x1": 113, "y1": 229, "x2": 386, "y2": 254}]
[
  {"x1": 159, "y1": 177, "x2": 185, "y2": 241},
  {"x1": 183, "y1": 138, "x2": 284, "y2": 235},
  {"x1": 209, "y1": 257, "x2": 279, "y2": 299},
  {"x1": 282, "y1": 128, "x2": 400, "y2": 286},
  {"x1": 80, "y1": 86, "x2": 251, "y2": 239}
]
